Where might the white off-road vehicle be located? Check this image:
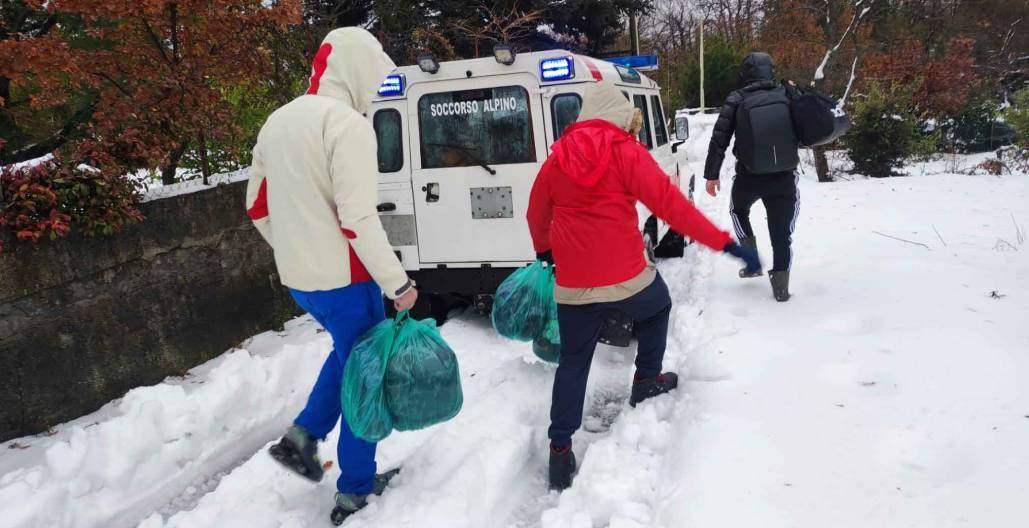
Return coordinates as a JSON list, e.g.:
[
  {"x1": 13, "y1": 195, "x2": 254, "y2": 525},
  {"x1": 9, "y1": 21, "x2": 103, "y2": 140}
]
[{"x1": 367, "y1": 49, "x2": 695, "y2": 321}]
